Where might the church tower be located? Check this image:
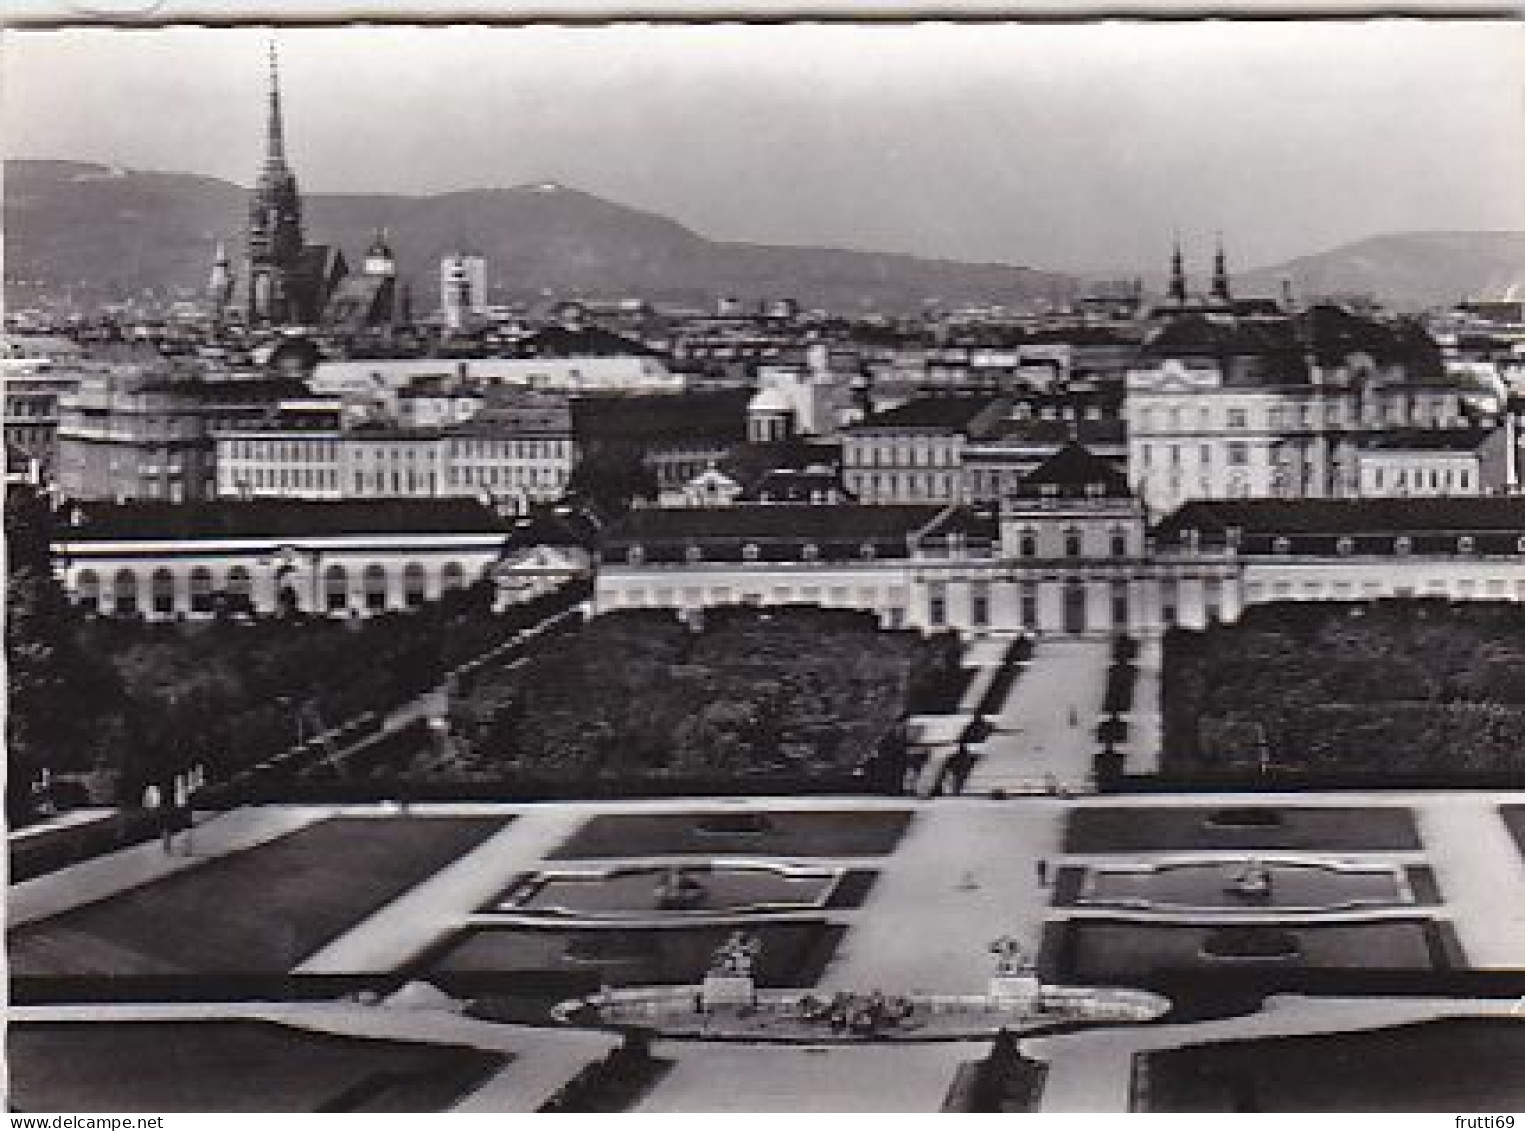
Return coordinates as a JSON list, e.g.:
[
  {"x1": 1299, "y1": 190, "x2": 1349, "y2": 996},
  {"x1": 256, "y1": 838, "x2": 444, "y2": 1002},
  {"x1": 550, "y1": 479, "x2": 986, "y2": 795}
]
[
  {"x1": 247, "y1": 43, "x2": 306, "y2": 323},
  {"x1": 1210, "y1": 234, "x2": 1233, "y2": 304},
  {"x1": 207, "y1": 240, "x2": 235, "y2": 319},
  {"x1": 362, "y1": 229, "x2": 397, "y2": 277},
  {"x1": 1167, "y1": 239, "x2": 1188, "y2": 305}
]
